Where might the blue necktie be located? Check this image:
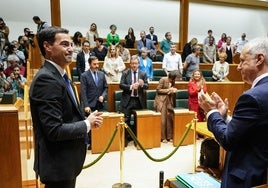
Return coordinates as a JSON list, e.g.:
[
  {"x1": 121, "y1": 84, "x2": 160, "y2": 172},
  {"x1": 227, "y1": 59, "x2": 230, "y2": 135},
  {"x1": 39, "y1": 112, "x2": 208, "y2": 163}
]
[
  {"x1": 94, "y1": 72, "x2": 98, "y2": 86},
  {"x1": 63, "y1": 74, "x2": 77, "y2": 104}
]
